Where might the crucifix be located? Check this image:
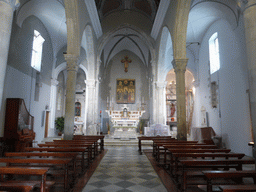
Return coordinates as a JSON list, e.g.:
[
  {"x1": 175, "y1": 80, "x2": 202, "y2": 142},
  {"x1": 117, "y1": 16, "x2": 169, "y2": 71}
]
[{"x1": 121, "y1": 56, "x2": 132, "y2": 73}]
